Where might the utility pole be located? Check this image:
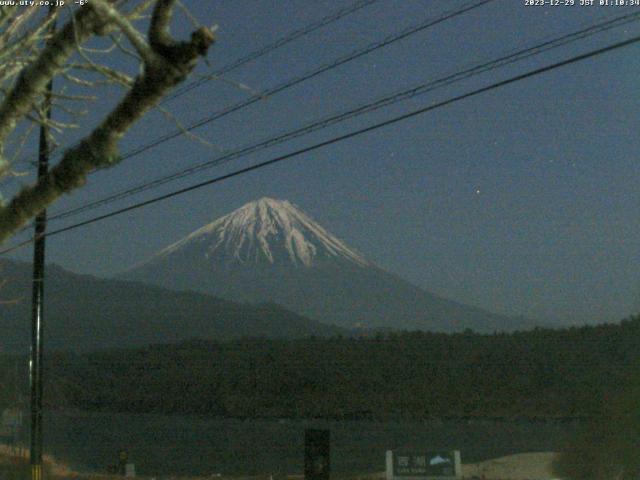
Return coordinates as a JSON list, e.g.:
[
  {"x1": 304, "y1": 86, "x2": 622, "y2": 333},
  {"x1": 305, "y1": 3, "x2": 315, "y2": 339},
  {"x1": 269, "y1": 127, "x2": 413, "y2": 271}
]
[{"x1": 30, "y1": 7, "x2": 56, "y2": 480}]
